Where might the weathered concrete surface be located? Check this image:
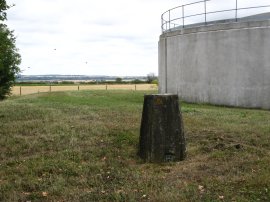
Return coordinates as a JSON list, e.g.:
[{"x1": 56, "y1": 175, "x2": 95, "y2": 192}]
[
  {"x1": 139, "y1": 94, "x2": 186, "y2": 163},
  {"x1": 159, "y1": 20, "x2": 270, "y2": 109}
]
